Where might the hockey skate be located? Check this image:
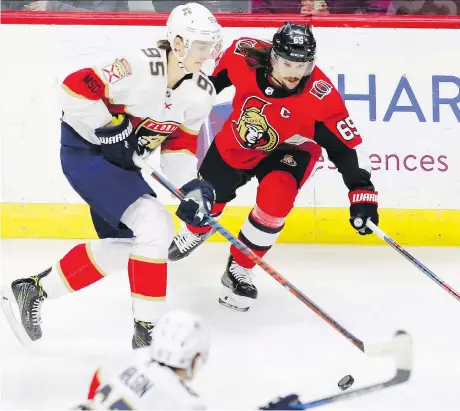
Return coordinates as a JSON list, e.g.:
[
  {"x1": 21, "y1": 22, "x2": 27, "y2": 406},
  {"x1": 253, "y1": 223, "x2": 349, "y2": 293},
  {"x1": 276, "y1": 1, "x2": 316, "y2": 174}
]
[
  {"x1": 132, "y1": 319, "x2": 154, "y2": 349},
  {"x1": 218, "y1": 255, "x2": 258, "y2": 312},
  {"x1": 168, "y1": 223, "x2": 215, "y2": 261},
  {"x1": 1, "y1": 267, "x2": 50, "y2": 344}
]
